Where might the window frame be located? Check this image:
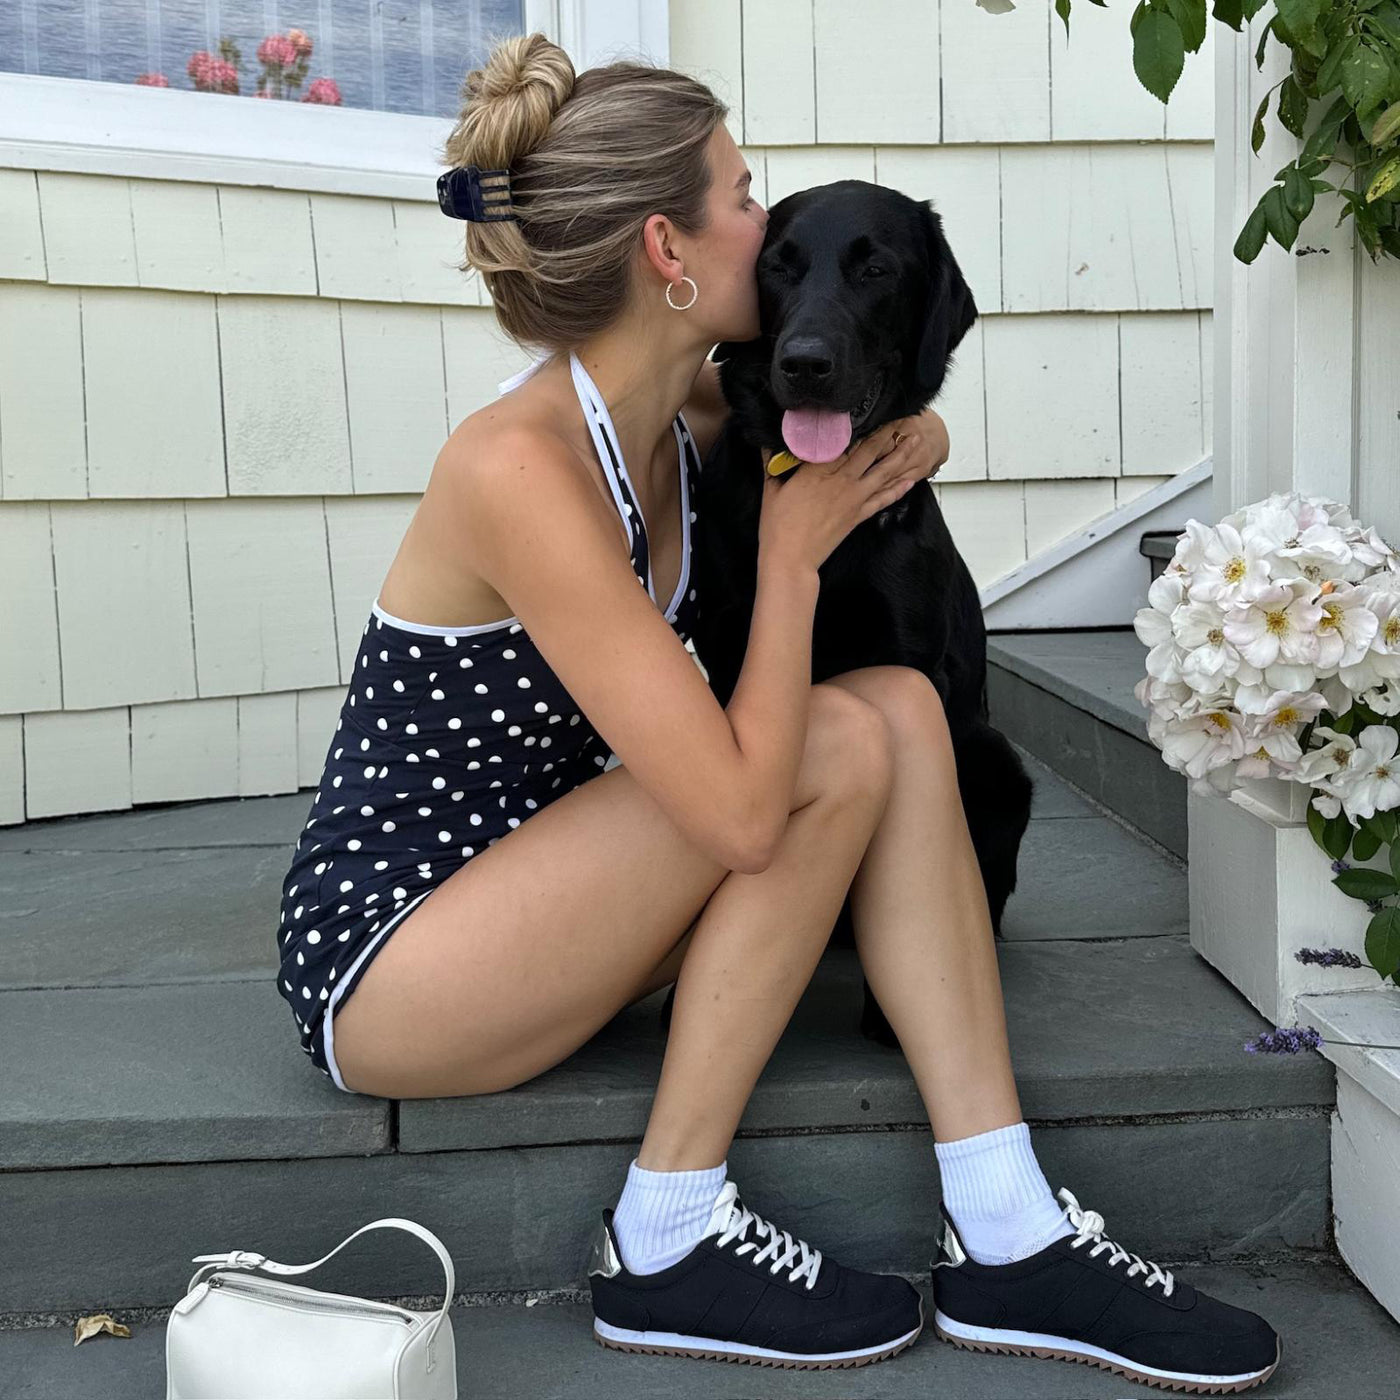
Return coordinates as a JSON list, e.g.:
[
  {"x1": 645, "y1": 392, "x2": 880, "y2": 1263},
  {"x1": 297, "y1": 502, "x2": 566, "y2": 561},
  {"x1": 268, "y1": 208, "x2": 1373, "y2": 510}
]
[{"x1": 0, "y1": 0, "x2": 670, "y2": 200}]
